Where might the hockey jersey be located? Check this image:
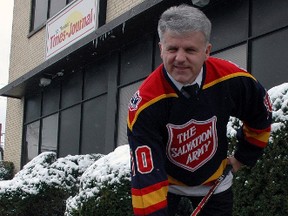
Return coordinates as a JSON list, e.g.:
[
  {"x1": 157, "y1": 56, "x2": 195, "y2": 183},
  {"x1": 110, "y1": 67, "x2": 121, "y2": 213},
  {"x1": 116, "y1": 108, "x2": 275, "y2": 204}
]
[{"x1": 127, "y1": 57, "x2": 272, "y2": 215}]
